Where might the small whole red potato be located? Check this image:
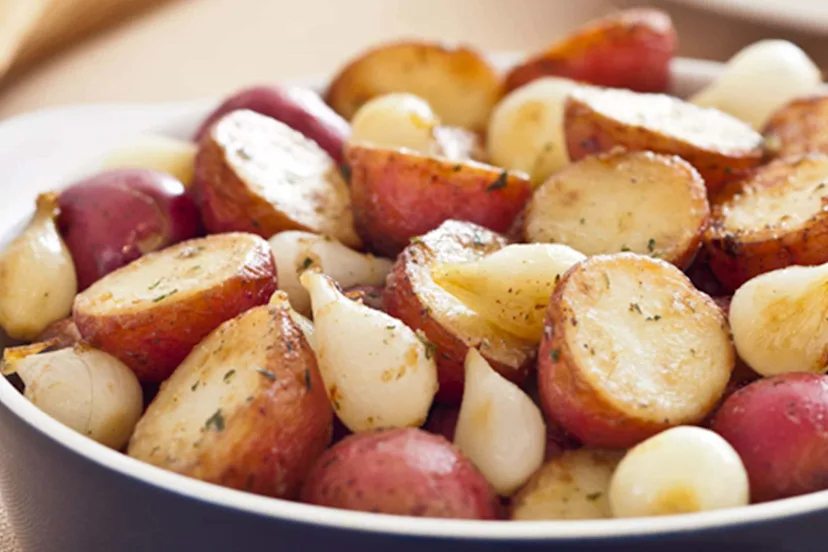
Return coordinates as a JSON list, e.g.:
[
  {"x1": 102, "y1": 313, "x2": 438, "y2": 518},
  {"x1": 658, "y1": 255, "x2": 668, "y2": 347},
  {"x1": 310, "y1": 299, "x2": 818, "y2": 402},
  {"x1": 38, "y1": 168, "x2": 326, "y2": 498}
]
[
  {"x1": 58, "y1": 168, "x2": 201, "y2": 290},
  {"x1": 193, "y1": 85, "x2": 350, "y2": 164},
  {"x1": 301, "y1": 428, "x2": 499, "y2": 519},
  {"x1": 129, "y1": 304, "x2": 331, "y2": 499},
  {"x1": 74, "y1": 233, "x2": 277, "y2": 381},
  {"x1": 346, "y1": 144, "x2": 532, "y2": 256},
  {"x1": 504, "y1": 8, "x2": 676, "y2": 94},
  {"x1": 712, "y1": 373, "x2": 828, "y2": 502}
]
